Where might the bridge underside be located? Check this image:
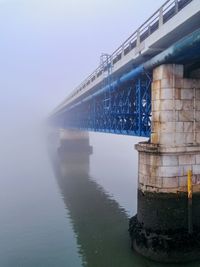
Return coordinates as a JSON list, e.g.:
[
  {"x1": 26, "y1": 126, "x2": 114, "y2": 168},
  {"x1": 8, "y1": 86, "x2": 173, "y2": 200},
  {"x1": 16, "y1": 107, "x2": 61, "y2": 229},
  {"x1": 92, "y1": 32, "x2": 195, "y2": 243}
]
[{"x1": 60, "y1": 73, "x2": 151, "y2": 137}]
